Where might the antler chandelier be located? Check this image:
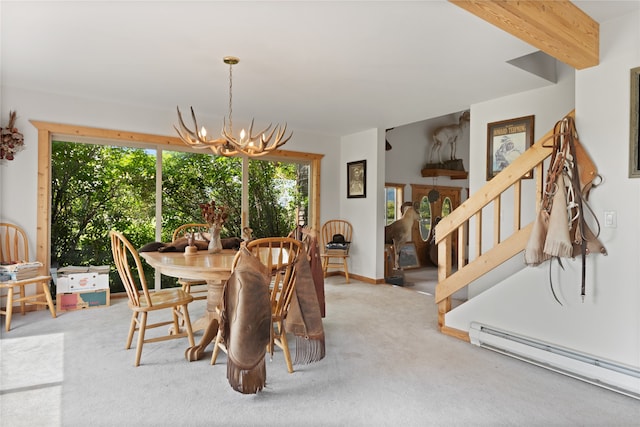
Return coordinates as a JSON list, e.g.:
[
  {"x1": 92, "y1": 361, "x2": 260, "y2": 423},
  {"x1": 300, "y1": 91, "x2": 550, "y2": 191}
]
[{"x1": 175, "y1": 56, "x2": 292, "y2": 157}]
